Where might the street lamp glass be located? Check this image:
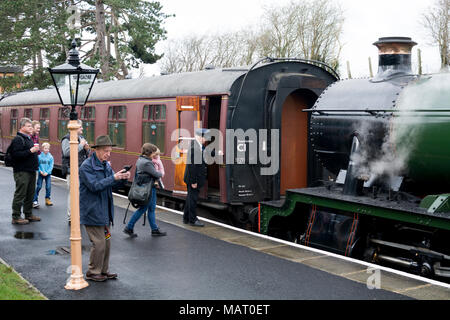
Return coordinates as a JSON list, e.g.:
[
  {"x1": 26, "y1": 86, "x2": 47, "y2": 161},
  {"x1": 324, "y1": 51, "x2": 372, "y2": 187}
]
[
  {"x1": 48, "y1": 40, "x2": 99, "y2": 108},
  {"x1": 77, "y1": 72, "x2": 97, "y2": 105},
  {"x1": 52, "y1": 73, "x2": 77, "y2": 106},
  {"x1": 51, "y1": 70, "x2": 97, "y2": 107}
]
